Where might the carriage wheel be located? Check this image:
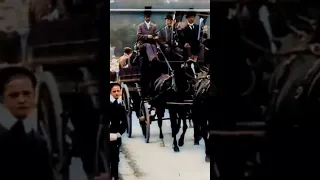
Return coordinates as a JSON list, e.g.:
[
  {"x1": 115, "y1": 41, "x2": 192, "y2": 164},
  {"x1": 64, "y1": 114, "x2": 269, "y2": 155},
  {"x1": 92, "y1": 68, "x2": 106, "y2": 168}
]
[
  {"x1": 91, "y1": 123, "x2": 111, "y2": 180},
  {"x1": 140, "y1": 100, "x2": 150, "y2": 143},
  {"x1": 122, "y1": 83, "x2": 132, "y2": 138},
  {"x1": 37, "y1": 84, "x2": 69, "y2": 180}
]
